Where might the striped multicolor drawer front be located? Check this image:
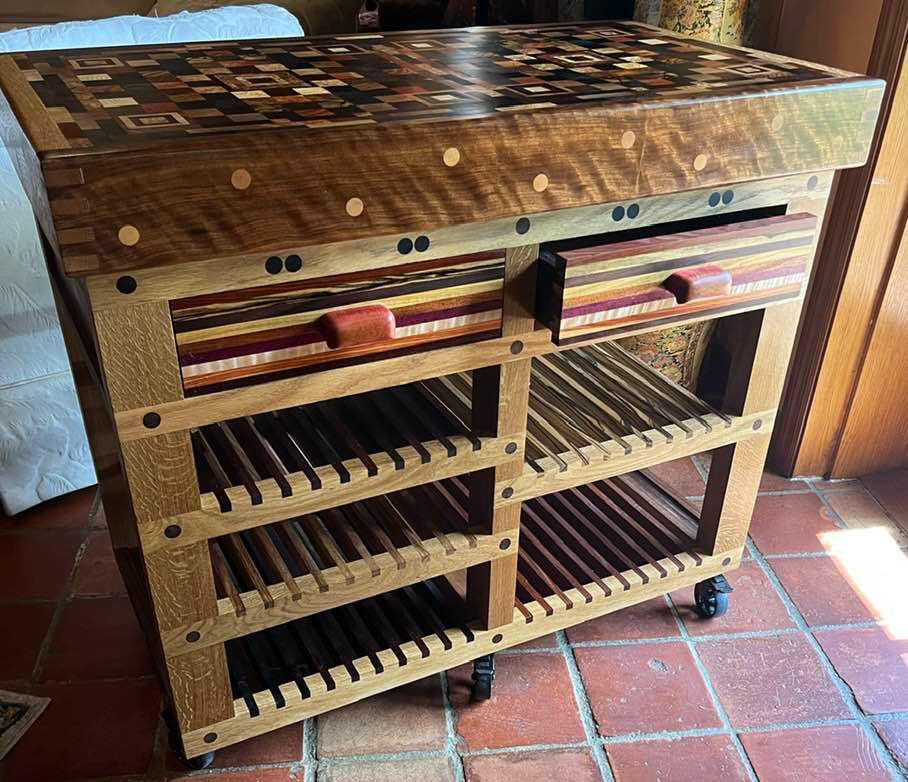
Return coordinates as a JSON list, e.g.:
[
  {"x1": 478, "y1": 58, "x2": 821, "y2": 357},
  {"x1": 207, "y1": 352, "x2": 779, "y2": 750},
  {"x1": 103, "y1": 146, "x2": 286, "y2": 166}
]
[
  {"x1": 171, "y1": 252, "x2": 504, "y2": 392},
  {"x1": 538, "y1": 213, "x2": 817, "y2": 345}
]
